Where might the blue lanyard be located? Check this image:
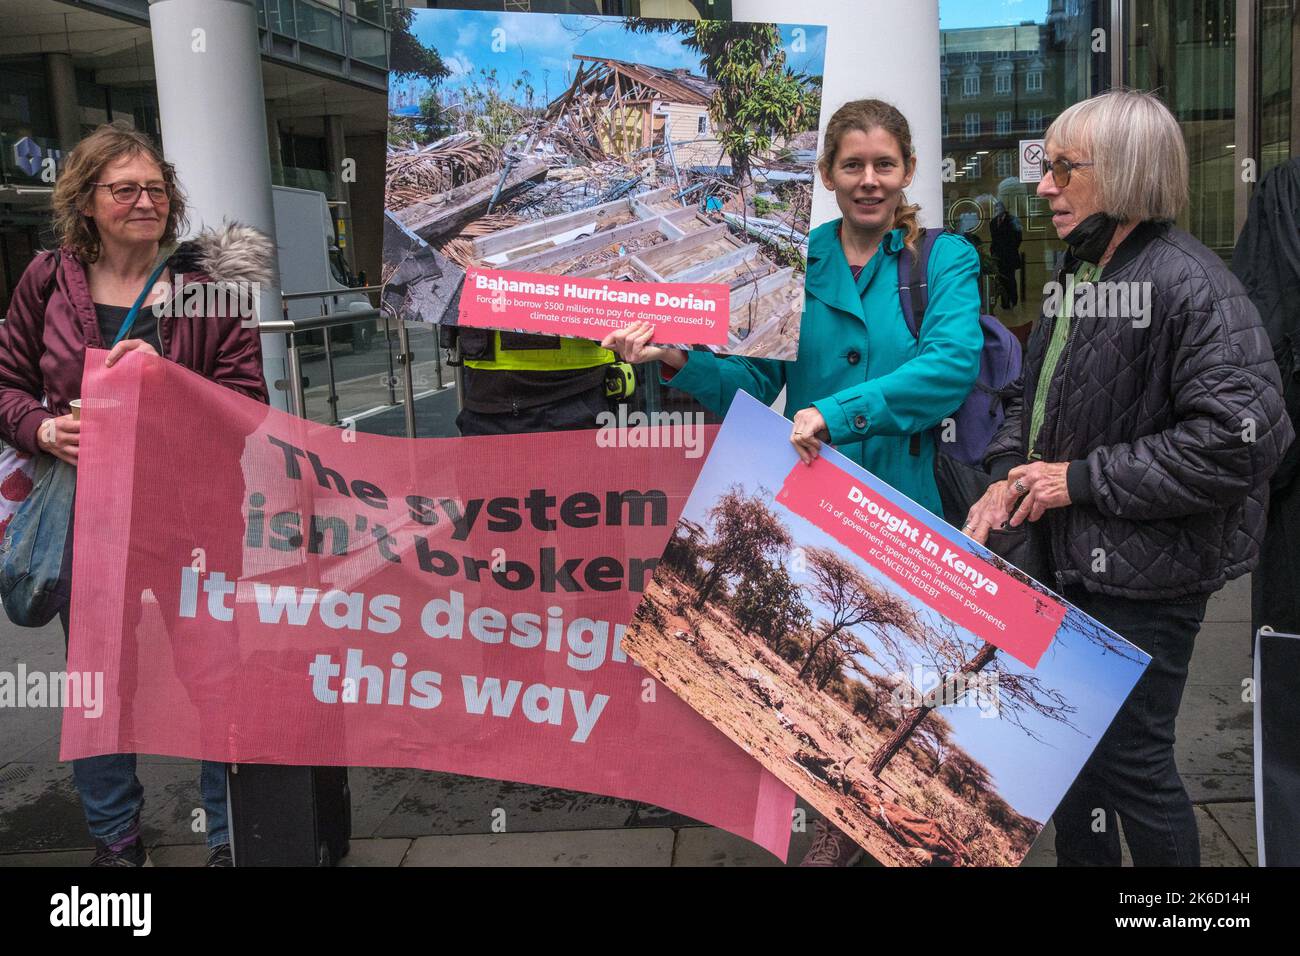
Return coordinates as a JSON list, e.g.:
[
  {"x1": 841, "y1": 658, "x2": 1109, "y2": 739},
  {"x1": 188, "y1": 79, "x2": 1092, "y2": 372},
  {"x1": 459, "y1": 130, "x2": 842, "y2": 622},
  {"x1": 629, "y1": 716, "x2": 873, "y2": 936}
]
[{"x1": 111, "y1": 258, "x2": 171, "y2": 346}]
